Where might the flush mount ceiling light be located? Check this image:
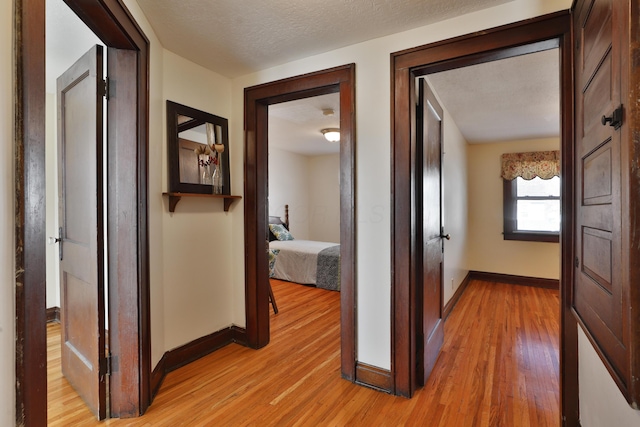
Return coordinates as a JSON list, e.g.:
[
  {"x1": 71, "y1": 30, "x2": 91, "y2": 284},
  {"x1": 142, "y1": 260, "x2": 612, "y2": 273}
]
[{"x1": 321, "y1": 128, "x2": 340, "y2": 143}]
